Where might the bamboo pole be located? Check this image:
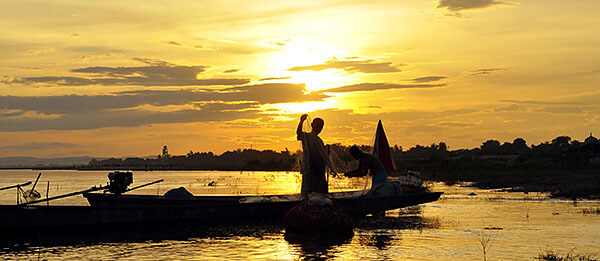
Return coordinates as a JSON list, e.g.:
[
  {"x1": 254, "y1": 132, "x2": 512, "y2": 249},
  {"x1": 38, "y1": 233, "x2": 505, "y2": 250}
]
[
  {"x1": 0, "y1": 181, "x2": 31, "y2": 191},
  {"x1": 27, "y1": 173, "x2": 42, "y2": 199},
  {"x1": 125, "y1": 179, "x2": 164, "y2": 192}
]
